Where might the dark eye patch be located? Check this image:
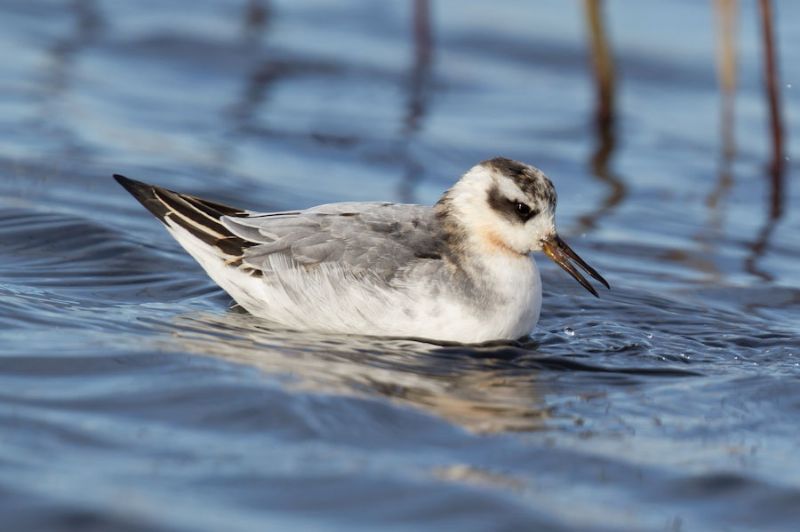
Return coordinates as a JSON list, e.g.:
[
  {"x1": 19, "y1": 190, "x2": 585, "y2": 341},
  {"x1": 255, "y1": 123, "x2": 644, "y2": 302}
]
[
  {"x1": 514, "y1": 202, "x2": 540, "y2": 221},
  {"x1": 487, "y1": 185, "x2": 539, "y2": 224}
]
